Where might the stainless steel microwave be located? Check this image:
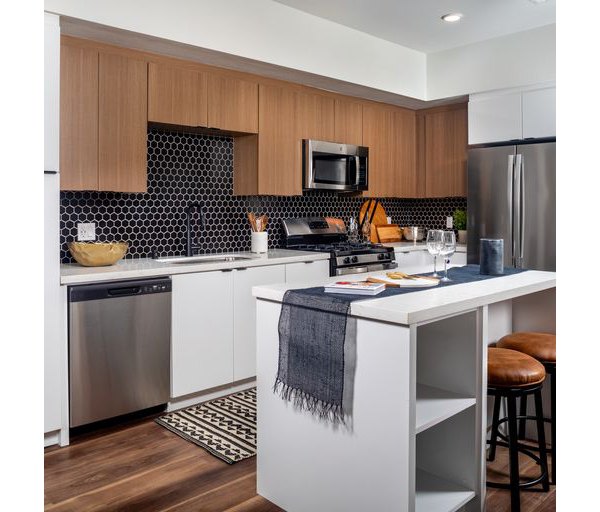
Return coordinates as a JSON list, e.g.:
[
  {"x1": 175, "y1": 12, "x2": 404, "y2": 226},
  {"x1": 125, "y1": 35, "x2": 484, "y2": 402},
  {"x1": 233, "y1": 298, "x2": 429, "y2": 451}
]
[{"x1": 303, "y1": 140, "x2": 368, "y2": 192}]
